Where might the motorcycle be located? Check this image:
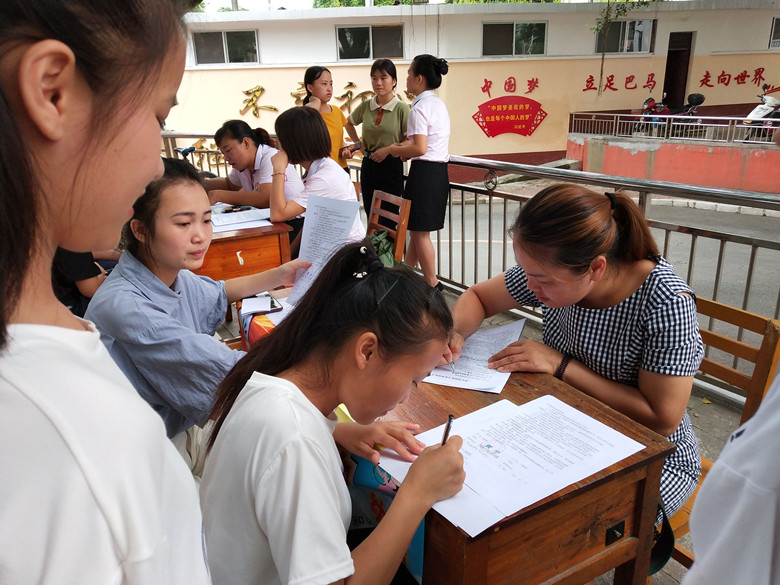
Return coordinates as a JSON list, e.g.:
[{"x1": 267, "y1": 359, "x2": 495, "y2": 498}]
[
  {"x1": 743, "y1": 83, "x2": 780, "y2": 140},
  {"x1": 635, "y1": 92, "x2": 705, "y2": 136}
]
